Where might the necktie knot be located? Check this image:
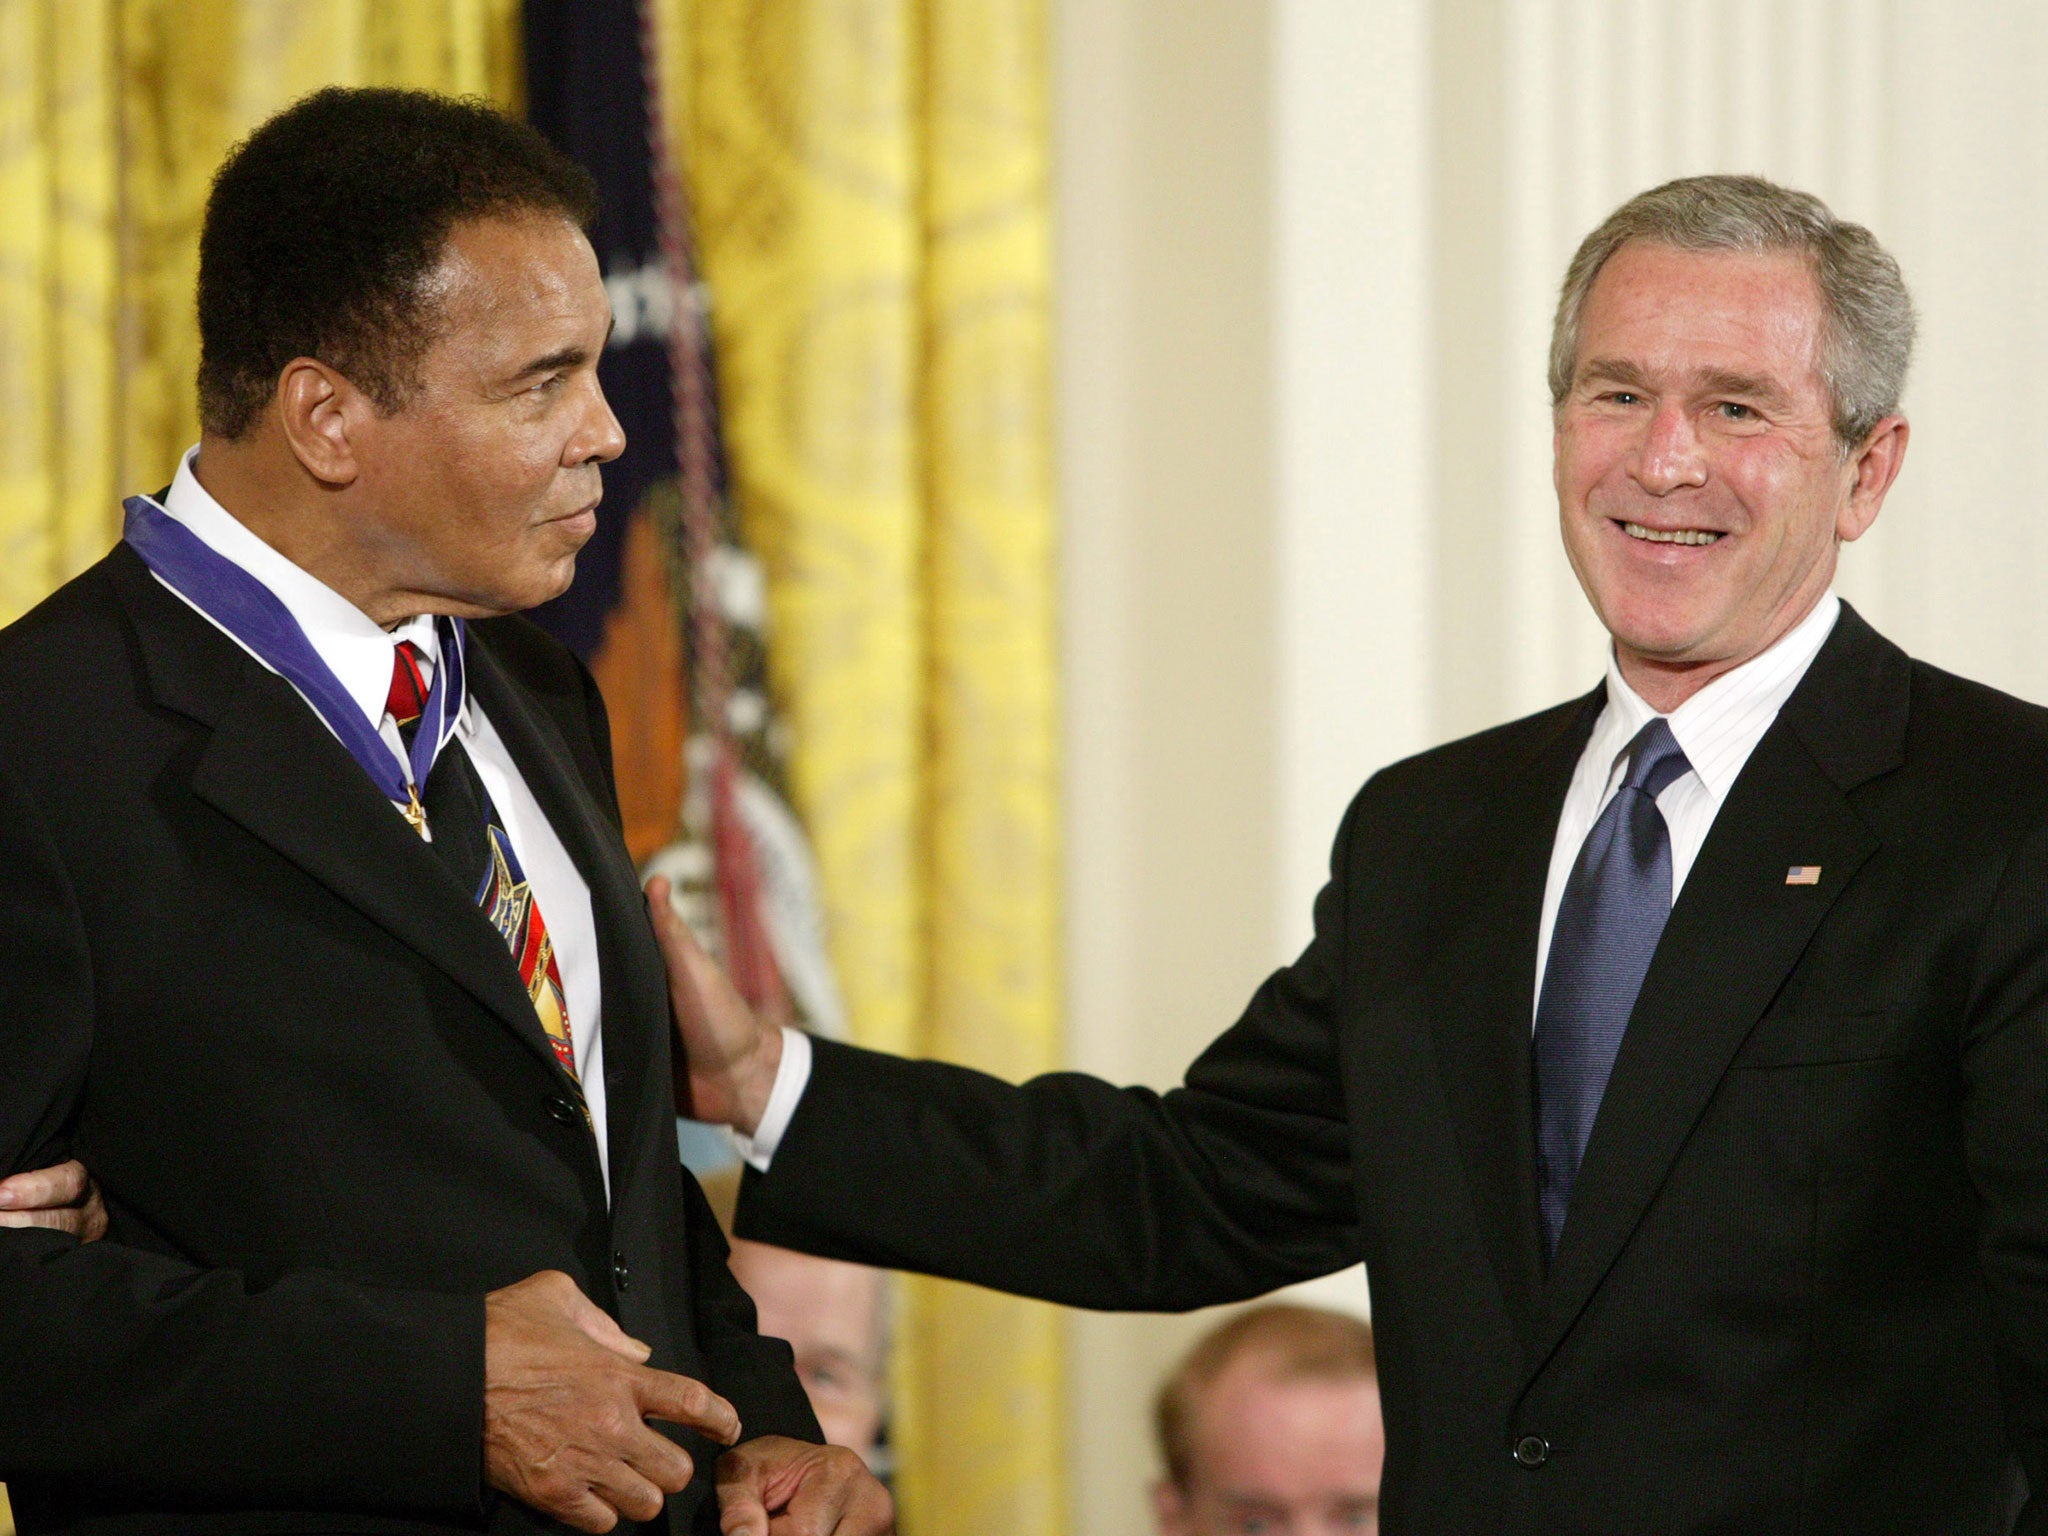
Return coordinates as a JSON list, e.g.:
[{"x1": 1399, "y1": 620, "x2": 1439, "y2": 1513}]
[
  {"x1": 387, "y1": 641, "x2": 429, "y2": 741},
  {"x1": 1621, "y1": 717, "x2": 1691, "y2": 802}
]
